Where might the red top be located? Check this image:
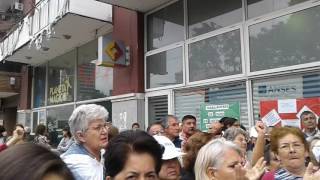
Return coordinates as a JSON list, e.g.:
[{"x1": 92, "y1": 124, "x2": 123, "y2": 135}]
[
  {"x1": 0, "y1": 143, "x2": 8, "y2": 152},
  {"x1": 262, "y1": 171, "x2": 275, "y2": 180}
]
